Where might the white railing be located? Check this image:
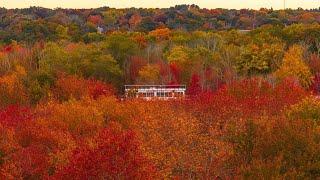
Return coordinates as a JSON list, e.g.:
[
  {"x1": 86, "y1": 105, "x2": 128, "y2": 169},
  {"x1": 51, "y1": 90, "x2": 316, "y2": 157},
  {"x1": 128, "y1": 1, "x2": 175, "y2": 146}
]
[{"x1": 124, "y1": 85, "x2": 186, "y2": 100}]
